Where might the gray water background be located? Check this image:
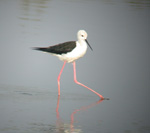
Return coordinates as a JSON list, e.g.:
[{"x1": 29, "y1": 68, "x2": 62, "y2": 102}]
[{"x1": 0, "y1": 0, "x2": 150, "y2": 133}]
